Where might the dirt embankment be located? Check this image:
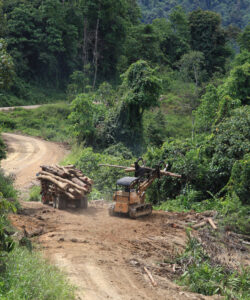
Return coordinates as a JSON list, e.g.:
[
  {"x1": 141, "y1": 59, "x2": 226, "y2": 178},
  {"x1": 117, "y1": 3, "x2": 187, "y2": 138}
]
[{"x1": 2, "y1": 133, "x2": 230, "y2": 300}]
